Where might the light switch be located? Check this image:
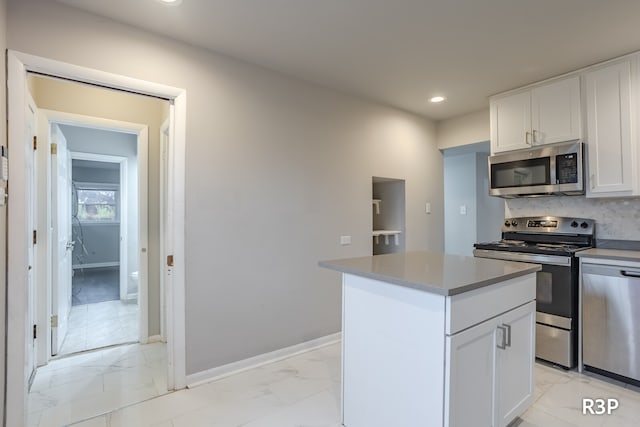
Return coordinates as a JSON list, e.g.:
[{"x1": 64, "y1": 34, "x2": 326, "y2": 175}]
[
  {"x1": 340, "y1": 235, "x2": 352, "y2": 245},
  {"x1": 460, "y1": 205, "x2": 467, "y2": 215},
  {"x1": 425, "y1": 202, "x2": 431, "y2": 214}
]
